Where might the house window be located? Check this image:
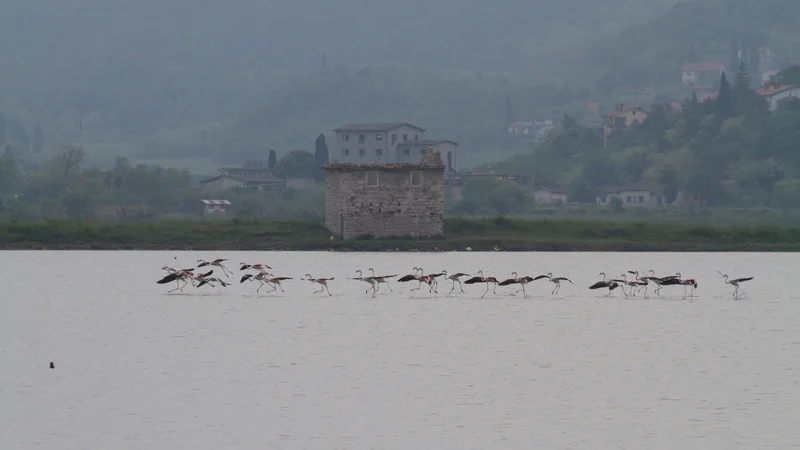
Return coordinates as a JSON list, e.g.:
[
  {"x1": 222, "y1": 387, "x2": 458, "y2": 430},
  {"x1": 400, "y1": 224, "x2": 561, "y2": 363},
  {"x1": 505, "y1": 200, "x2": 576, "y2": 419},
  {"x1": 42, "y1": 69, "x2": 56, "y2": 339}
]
[
  {"x1": 638, "y1": 195, "x2": 644, "y2": 203},
  {"x1": 358, "y1": 149, "x2": 365, "y2": 156},
  {"x1": 403, "y1": 134, "x2": 408, "y2": 141},
  {"x1": 414, "y1": 134, "x2": 419, "y2": 140},
  {"x1": 358, "y1": 134, "x2": 365, "y2": 143},
  {"x1": 343, "y1": 134, "x2": 349, "y2": 141},
  {"x1": 410, "y1": 170, "x2": 423, "y2": 187},
  {"x1": 626, "y1": 195, "x2": 632, "y2": 203},
  {"x1": 447, "y1": 151, "x2": 453, "y2": 166},
  {"x1": 391, "y1": 134, "x2": 397, "y2": 144},
  {"x1": 342, "y1": 149, "x2": 350, "y2": 156},
  {"x1": 403, "y1": 148, "x2": 410, "y2": 156},
  {"x1": 376, "y1": 134, "x2": 383, "y2": 141},
  {"x1": 366, "y1": 171, "x2": 379, "y2": 187},
  {"x1": 375, "y1": 149, "x2": 382, "y2": 156}
]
